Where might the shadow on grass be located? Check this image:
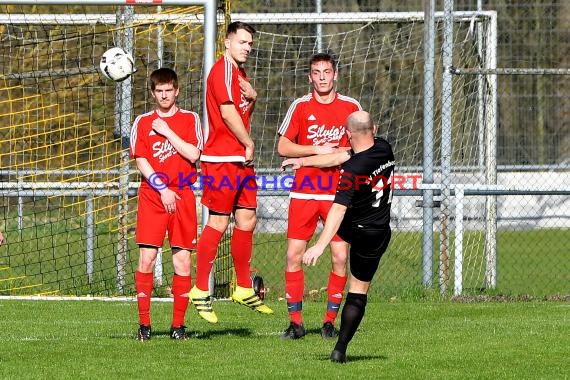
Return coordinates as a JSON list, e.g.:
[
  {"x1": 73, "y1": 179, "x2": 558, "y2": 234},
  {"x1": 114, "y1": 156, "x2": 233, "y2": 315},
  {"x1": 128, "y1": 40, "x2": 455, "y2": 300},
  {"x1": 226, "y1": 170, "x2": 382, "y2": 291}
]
[
  {"x1": 189, "y1": 327, "x2": 253, "y2": 339},
  {"x1": 344, "y1": 354, "x2": 388, "y2": 363},
  {"x1": 111, "y1": 327, "x2": 254, "y2": 340},
  {"x1": 314, "y1": 352, "x2": 388, "y2": 363}
]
